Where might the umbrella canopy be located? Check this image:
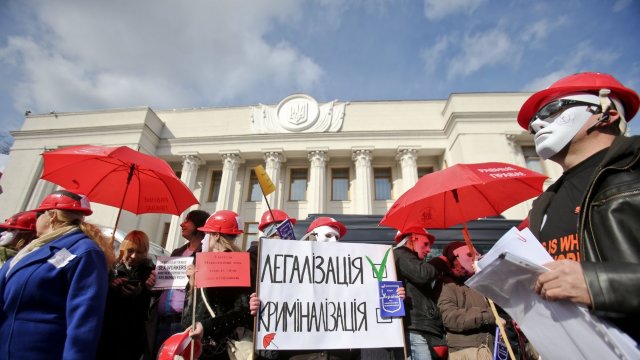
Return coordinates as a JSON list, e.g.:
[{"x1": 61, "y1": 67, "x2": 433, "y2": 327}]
[
  {"x1": 380, "y1": 162, "x2": 546, "y2": 232},
  {"x1": 41, "y1": 145, "x2": 199, "y2": 237}
]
